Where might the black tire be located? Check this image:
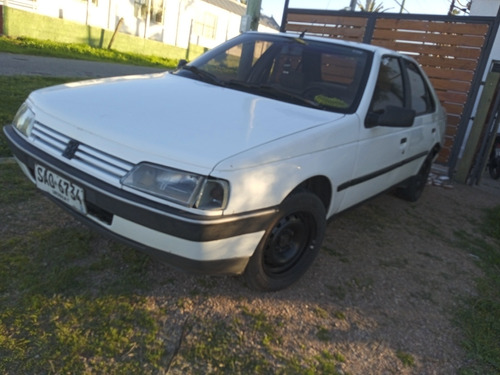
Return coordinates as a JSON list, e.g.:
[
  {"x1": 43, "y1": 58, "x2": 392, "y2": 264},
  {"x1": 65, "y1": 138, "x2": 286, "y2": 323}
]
[
  {"x1": 489, "y1": 156, "x2": 500, "y2": 180},
  {"x1": 397, "y1": 156, "x2": 432, "y2": 202},
  {"x1": 244, "y1": 191, "x2": 326, "y2": 291}
]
